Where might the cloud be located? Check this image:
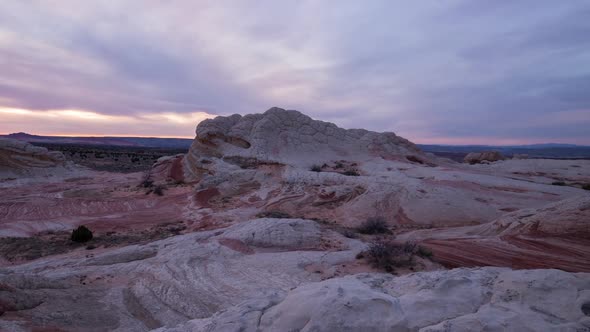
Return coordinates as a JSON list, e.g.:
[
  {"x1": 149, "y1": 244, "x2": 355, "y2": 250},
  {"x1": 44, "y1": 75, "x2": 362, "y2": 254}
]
[{"x1": 0, "y1": 0, "x2": 589, "y2": 144}]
